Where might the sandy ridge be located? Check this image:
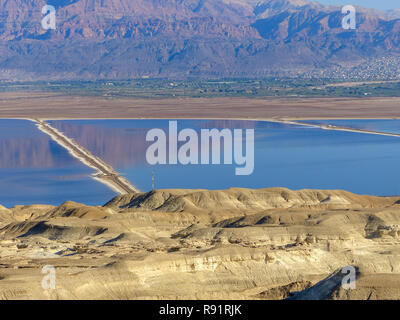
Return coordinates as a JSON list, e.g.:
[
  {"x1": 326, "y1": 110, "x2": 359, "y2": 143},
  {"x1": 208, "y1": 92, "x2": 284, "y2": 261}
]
[
  {"x1": 270, "y1": 119, "x2": 400, "y2": 138},
  {"x1": 31, "y1": 119, "x2": 139, "y2": 195}
]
